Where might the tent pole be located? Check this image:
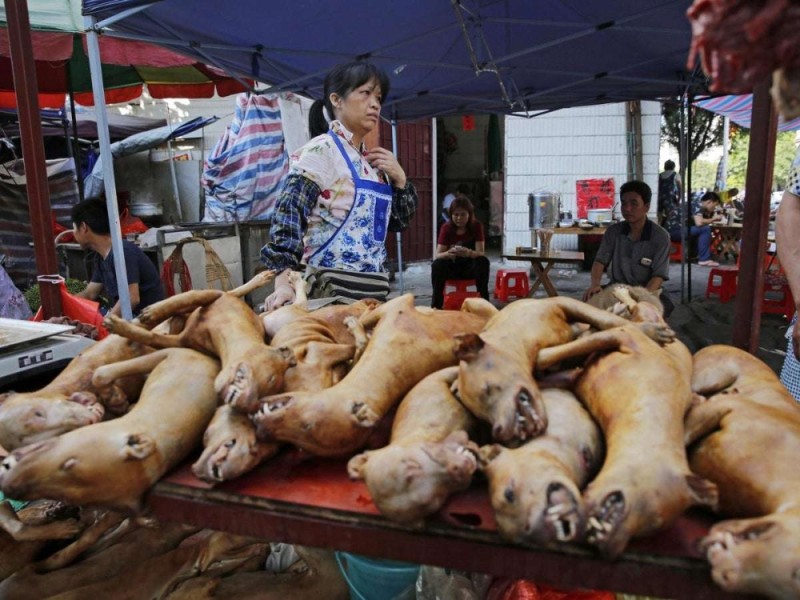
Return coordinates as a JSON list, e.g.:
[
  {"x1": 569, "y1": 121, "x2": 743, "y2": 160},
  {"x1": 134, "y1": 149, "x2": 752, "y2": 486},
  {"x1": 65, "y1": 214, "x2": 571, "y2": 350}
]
[
  {"x1": 84, "y1": 15, "x2": 133, "y2": 320},
  {"x1": 677, "y1": 96, "x2": 687, "y2": 303},
  {"x1": 686, "y1": 90, "x2": 694, "y2": 301},
  {"x1": 5, "y1": 0, "x2": 61, "y2": 317},
  {"x1": 163, "y1": 103, "x2": 183, "y2": 222},
  {"x1": 431, "y1": 117, "x2": 438, "y2": 260},
  {"x1": 67, "y1": 73, "x2": 85, "y2": 202},
  {"x1": 720, "y1": 116, "x2": 729, "y2": 190},
  {"x1": 391, "y1": 119, "x2": 404, "y2": 294}
]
